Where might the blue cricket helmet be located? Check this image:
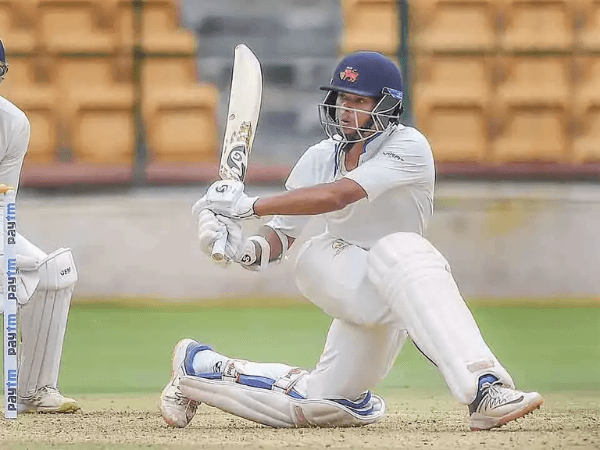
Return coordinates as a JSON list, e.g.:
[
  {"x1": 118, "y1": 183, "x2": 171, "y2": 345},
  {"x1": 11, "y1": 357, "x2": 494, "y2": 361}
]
[
  {"x1": 318, "y1": 51, "x2": 404, "y2": 143},
  {"x1": 320, "y1": 51, "x2": 404, "y2": 100},
  {"x1": 0, "y1": 39, "x2": 8, "y2": 82}
]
